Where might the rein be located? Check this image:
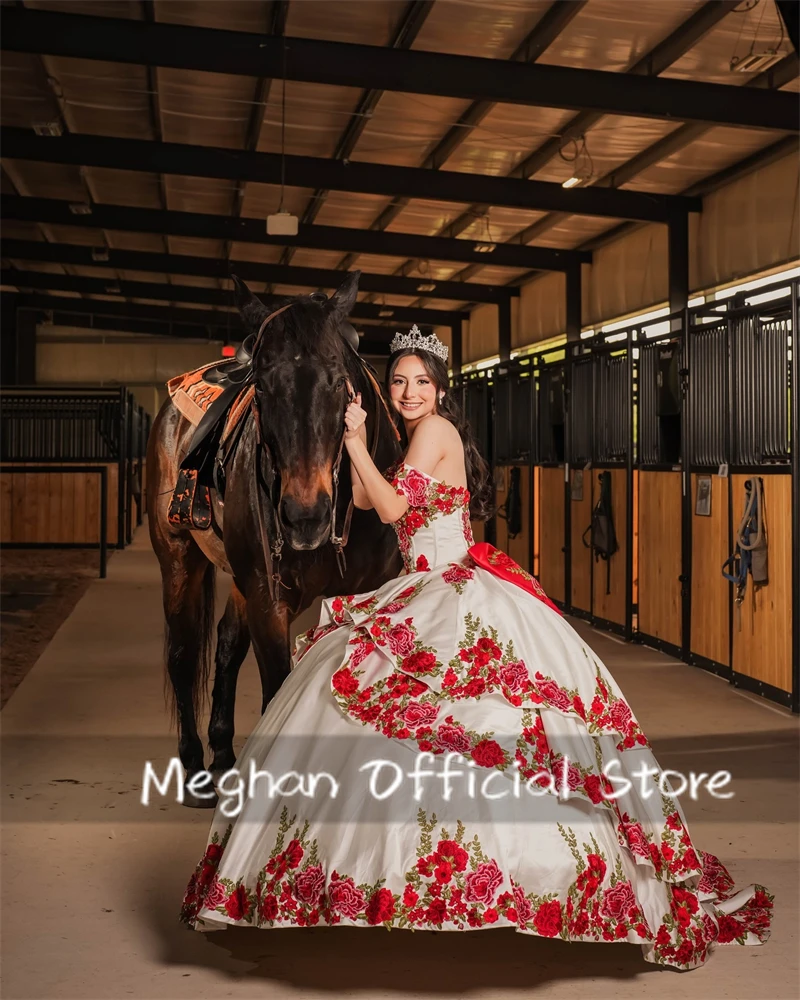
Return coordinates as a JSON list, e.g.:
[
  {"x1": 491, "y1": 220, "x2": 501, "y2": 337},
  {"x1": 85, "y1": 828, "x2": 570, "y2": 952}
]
[{"x1": 247, "y1": 304, "x2": 399, "y2": 602}]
